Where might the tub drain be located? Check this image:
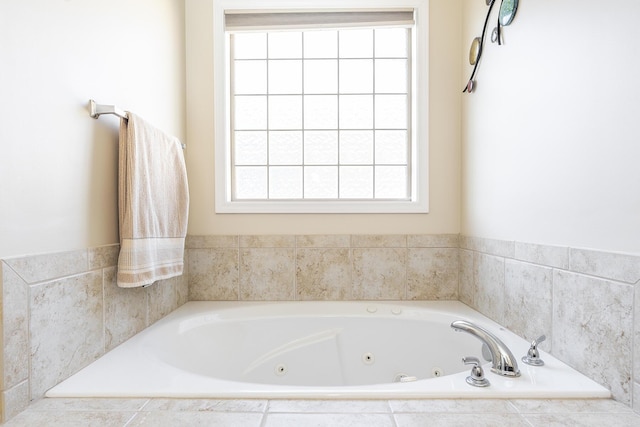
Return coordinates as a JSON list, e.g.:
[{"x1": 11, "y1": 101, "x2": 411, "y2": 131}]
[
  {"x1": 274, "y1": 364, "x2": 287, "y2": 376},
  {"x1": 432, "y1": 367, "x2": 443, "y2": 377}
]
